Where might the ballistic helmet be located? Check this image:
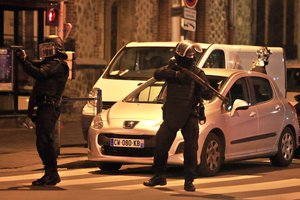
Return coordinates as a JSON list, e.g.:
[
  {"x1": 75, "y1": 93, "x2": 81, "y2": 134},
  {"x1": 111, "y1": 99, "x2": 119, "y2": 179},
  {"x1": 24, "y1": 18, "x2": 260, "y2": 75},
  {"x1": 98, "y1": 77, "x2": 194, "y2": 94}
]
[
  {"x1": 39, "y1": 35, "x2": 68, "y2": 60},
  {"x1": 174, "y1": 40, "x2": 202, "y2": 67},
  {"x1": 256, "y1": 46, "x2": 272, "y2": 66}
]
